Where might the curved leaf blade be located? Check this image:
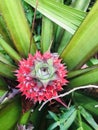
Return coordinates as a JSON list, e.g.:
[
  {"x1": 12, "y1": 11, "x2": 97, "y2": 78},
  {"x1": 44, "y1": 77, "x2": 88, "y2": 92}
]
[
  {"x1": 0, "y1": 0, "x2": 36, "y2": 57},
  {"x1": 69, "y1": 66, "x2": 98, "y2": 87},
  {"x1": 0, "y1": 62, "x2": 16, "y2": 79},
  {"x1": 79, "y1": 106, "x2": 98, "y2": 130},
  {"x1": 0, "y1": 16, "x2": 13, "y2": 46},
  {"x1": 24, "y1": 0, "x2": 86, "y2": 34},
  {"x1": 58, "y1": 0, "x2": 90, "y2": 54},
  {"x1": 41, "y1": 16, "x2": 54, "y2": 53},
  {"x1": 61, "y1": 1, "x2": 98, "y2": 70},
  {"x1": 0, "y1": 97, "x2": 21, "y2": 130},
  {"x1": 0, "y1": 37, "x2": 21, "y2": 62},
  {"x1": 74, "y1": 93, "x2": 98, "y2": 116},
  {"x1": 61, "y1": 110, "x2": 77, "y2": 130}
]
